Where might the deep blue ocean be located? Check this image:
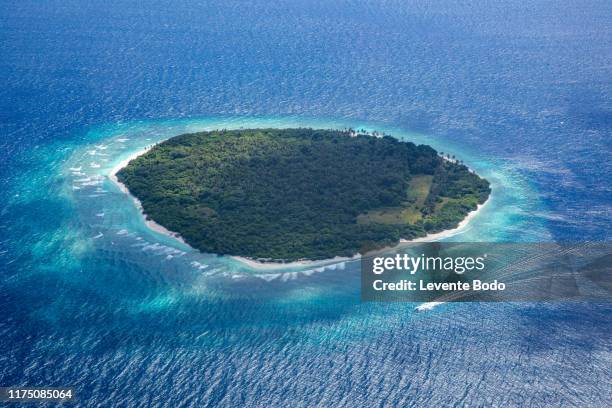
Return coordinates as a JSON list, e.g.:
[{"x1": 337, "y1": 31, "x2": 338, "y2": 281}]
[{"x1": 1, "y1": 1, "x2": 611, "y2": 406}]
